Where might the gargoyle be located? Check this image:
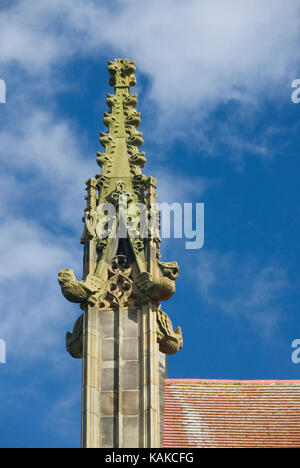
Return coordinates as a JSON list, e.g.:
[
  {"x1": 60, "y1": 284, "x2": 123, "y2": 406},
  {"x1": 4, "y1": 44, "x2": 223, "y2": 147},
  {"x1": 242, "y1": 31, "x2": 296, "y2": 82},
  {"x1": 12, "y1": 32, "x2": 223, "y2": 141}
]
[
  {"x1": 156, "y1": 309, "x2": 183, "y2": 355},
  {"x1": 66, "y1": 315, "x2": 83, "y2": 359},
  {"x1": 134, "y1": 261, "x2": 179, "y2": 304},
  {"x1": 58, "y1": 269, "x2": 105, "y2": 306},
  {"x1": 135, "y1": 272, "x2": 175, "y2": 303},
  {"x1": 158, "y1": 261, "x2": 179, "y2": 280}
]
